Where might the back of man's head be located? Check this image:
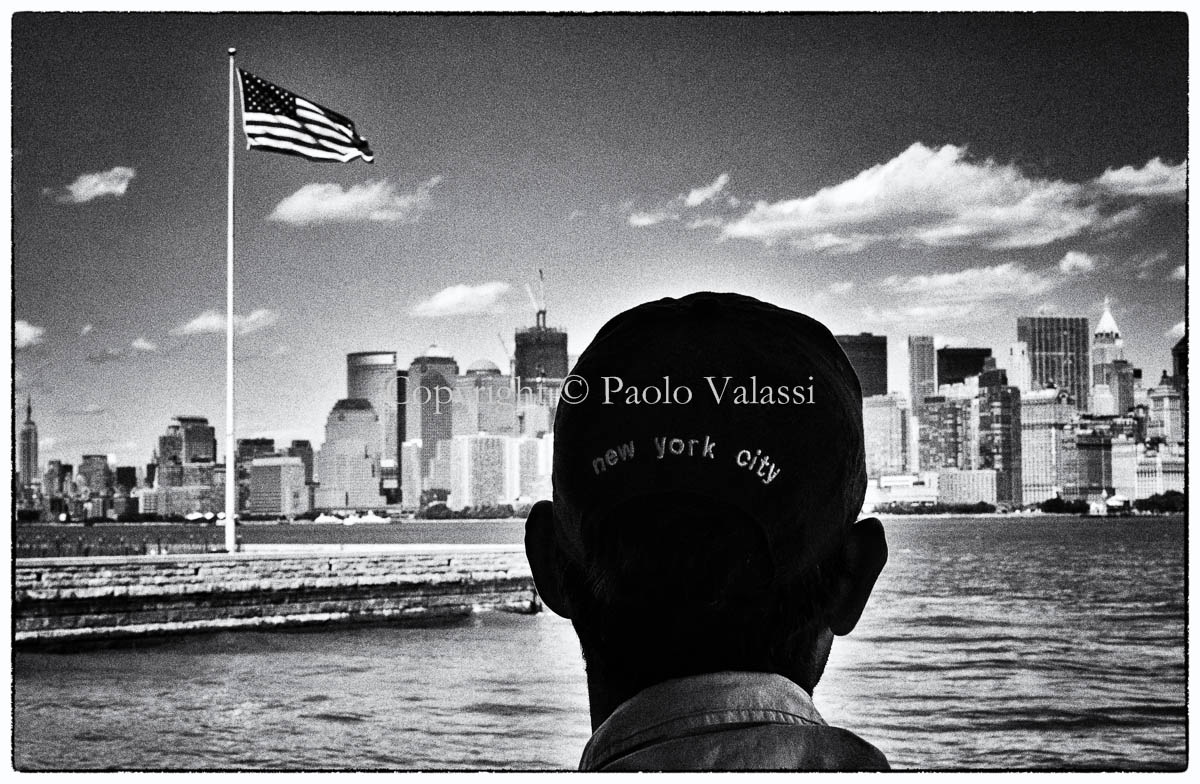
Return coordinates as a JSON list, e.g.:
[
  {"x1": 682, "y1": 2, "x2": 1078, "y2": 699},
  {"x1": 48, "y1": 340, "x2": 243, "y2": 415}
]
[{"x1": 526, "y1": 292, "x2": 886, "y2": 709}]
